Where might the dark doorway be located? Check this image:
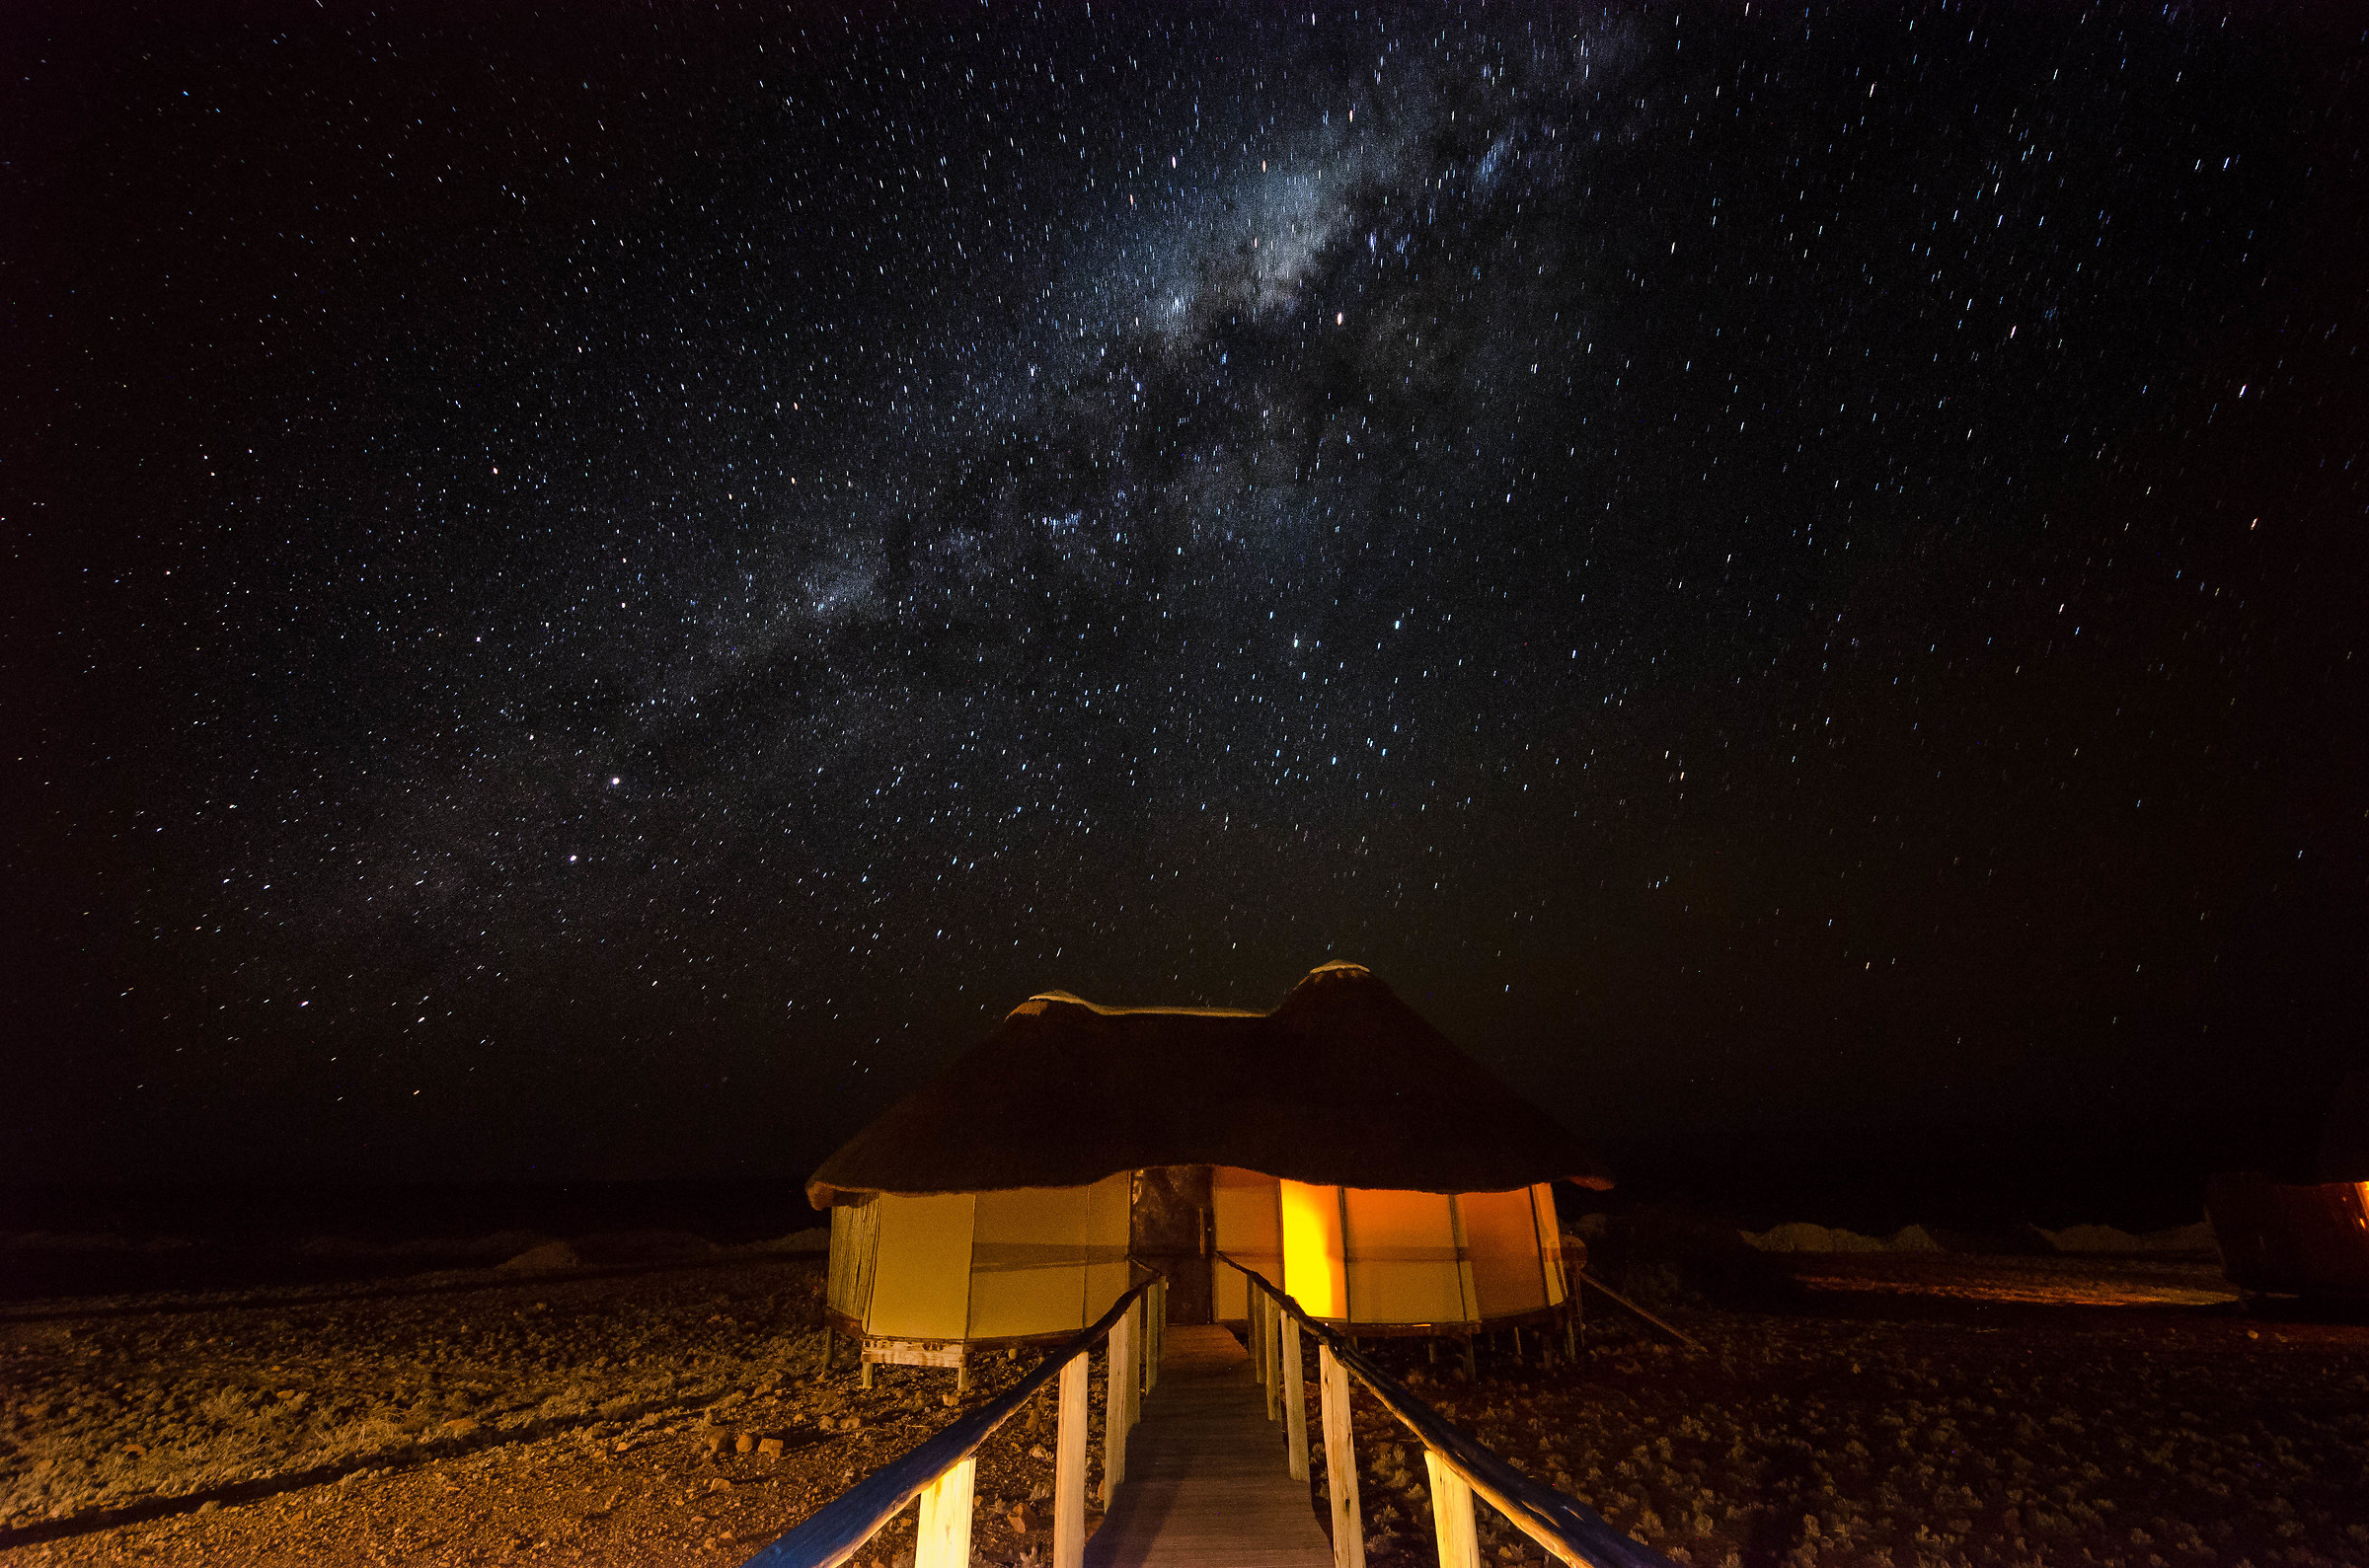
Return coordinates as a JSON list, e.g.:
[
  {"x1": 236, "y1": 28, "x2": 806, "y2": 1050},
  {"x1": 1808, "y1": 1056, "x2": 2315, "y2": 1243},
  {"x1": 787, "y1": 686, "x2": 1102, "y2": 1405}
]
[{"x1": 1131, "y1": 1164, "x2": 1214, "y2": 1324}]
